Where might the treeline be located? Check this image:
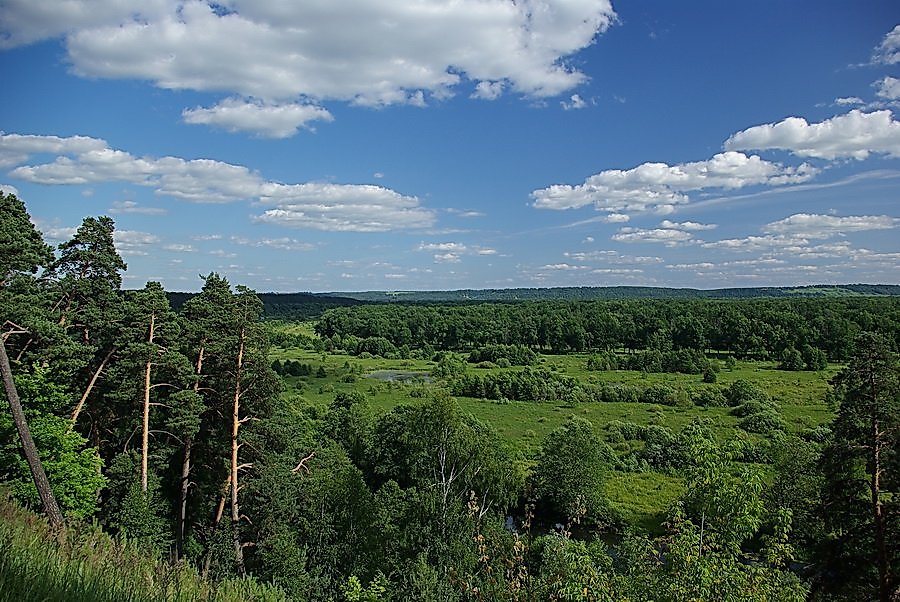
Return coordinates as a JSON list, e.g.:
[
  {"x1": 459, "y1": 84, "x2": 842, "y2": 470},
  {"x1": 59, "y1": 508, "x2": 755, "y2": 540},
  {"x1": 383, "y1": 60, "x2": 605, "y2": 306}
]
[
  {"x1": 316, "y1": 297, "x2": 900, "y2": 359},
  {"x1": 168, "y1": 291, "x2": 361, "y2": 321},
  {"x1": 327, "y1": 283, "x2": 900, "y2": 303}
]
